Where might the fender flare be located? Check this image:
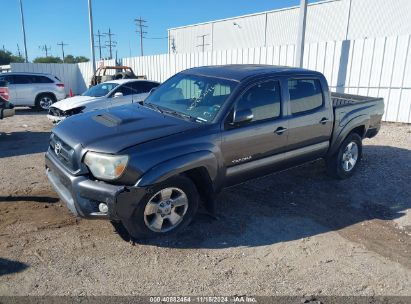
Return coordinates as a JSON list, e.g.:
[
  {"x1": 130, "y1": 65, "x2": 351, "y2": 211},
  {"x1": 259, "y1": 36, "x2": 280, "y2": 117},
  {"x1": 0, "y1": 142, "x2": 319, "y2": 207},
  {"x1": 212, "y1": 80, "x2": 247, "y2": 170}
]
[
  {"x1": 328, "y1": 114, "x2": 369, "y2": 156},
  {"x1": 137, "y1": 150, "x2": 219, "y2": 188}
]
